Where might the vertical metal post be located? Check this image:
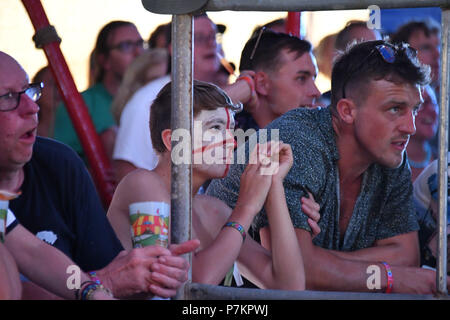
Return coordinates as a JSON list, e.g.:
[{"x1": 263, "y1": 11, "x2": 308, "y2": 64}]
[
  {"x1": 437, "y1": 8, "x2": 450, "y2": 296},
  {"x1": 170, "y1": 14, "x2": 193, "y2": 300}
]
